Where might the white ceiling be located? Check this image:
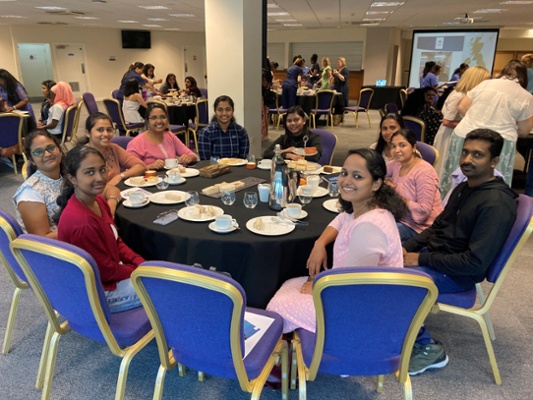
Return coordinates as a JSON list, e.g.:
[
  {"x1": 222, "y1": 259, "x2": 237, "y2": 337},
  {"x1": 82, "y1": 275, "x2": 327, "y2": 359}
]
[{"x1": 0, "y1": 0, "x2": 532, "y2": 31}]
